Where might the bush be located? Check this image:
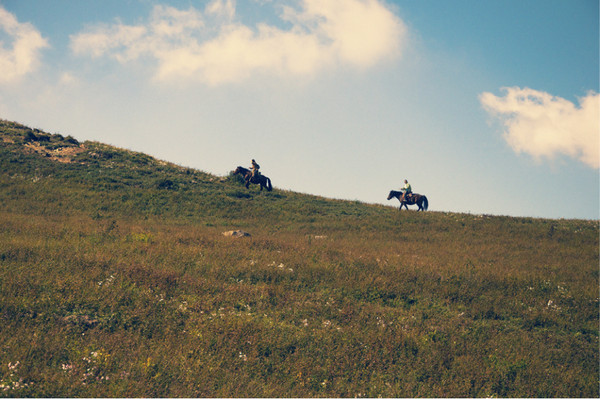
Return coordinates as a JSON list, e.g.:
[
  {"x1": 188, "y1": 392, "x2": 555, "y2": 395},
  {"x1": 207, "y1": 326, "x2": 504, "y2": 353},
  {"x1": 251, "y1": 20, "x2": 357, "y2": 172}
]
[
  {"x1": 228, "y1": 171, "x2": 246, "y2": 185},
  {"x1": 156, "y1": 179, "x2": 177, "y2": 190},
  {"x1": 64, "y1": 136, "x2": 79, "y2": 145},
  {"x1": 24, "y1": 131, "x2": 37, "y2": 142}
]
